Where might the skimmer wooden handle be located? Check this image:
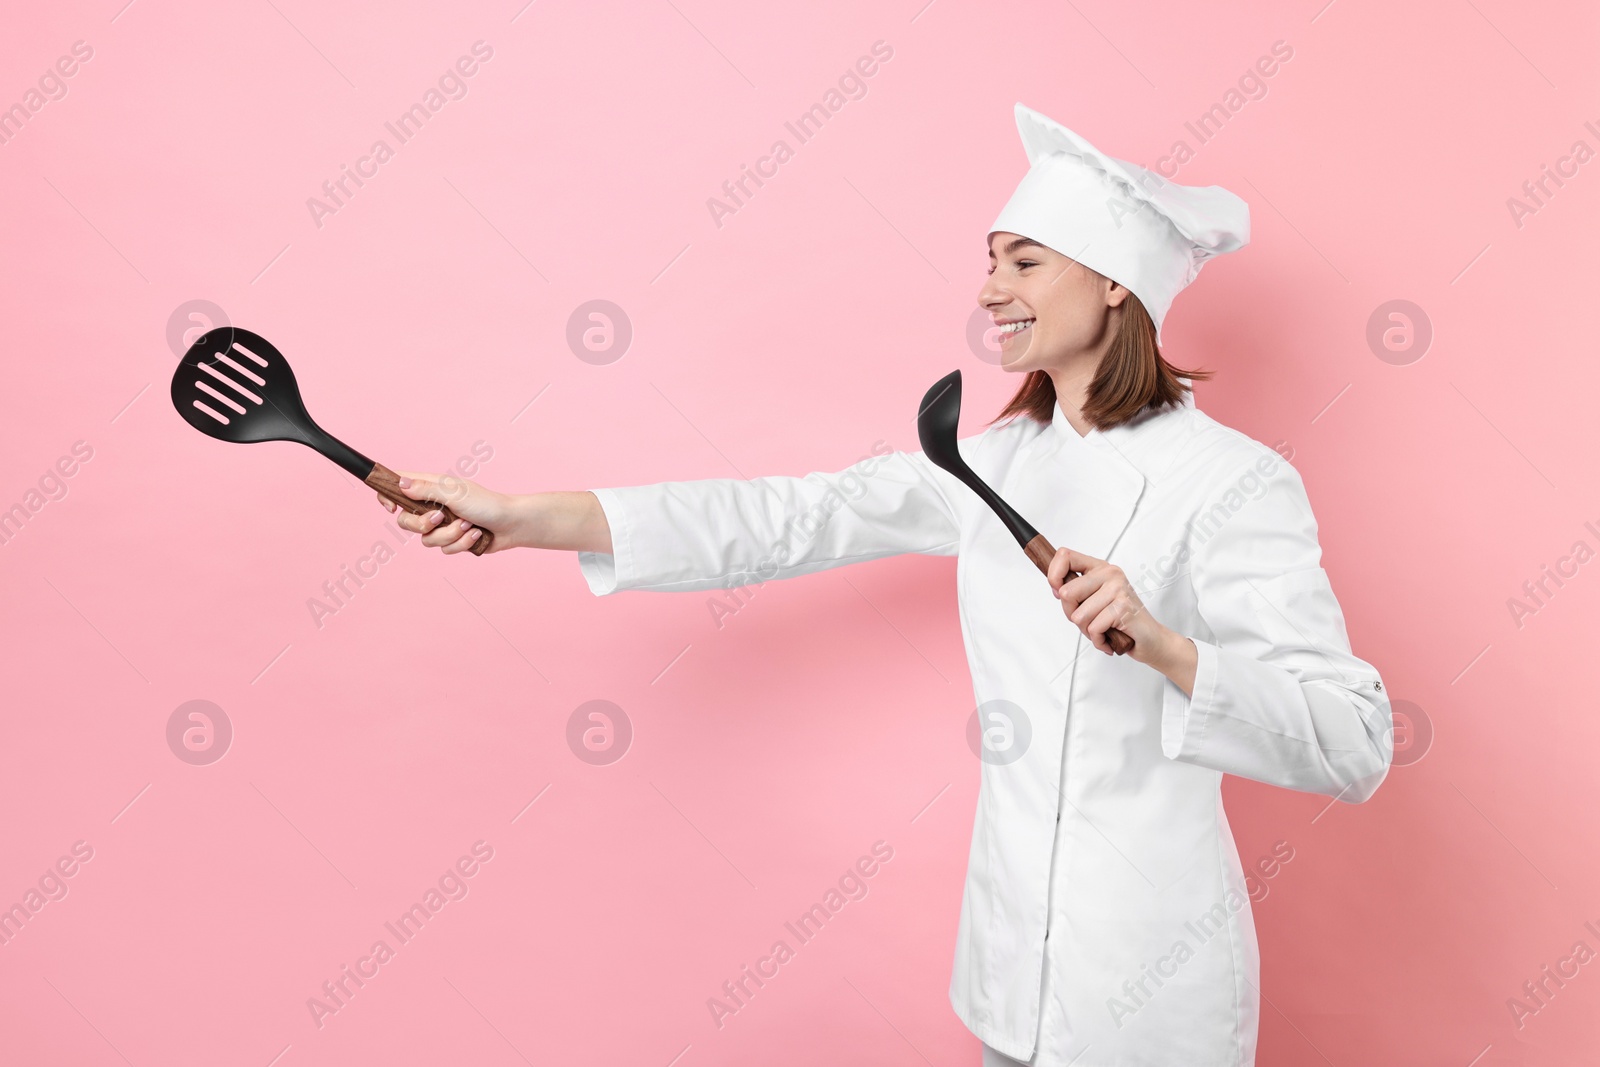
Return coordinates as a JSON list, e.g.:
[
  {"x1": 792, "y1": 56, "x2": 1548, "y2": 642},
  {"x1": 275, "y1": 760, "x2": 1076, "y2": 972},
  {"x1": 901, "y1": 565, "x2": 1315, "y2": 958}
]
[
  {"x1": 366, "y1": 462, "x2": 492, "y2": 556},
  {"x1": 1023, "y1": 534, "x2": 1133, "y2": 655}
]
